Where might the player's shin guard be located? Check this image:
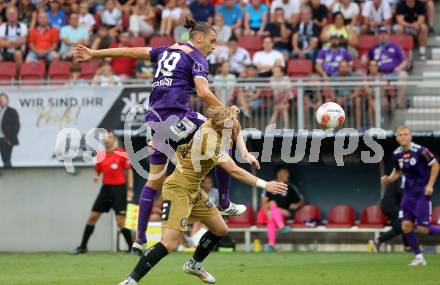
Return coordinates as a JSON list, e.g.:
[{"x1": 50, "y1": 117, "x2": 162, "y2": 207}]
[
  {"x1": 404, "y1": 232, "x2": 421, "y2": 255},
  {"x1": 428, "y1": 225, "x2": 440, "y2": 235},
  {"x1": 215, "y1": 165, "x2": 231, "y2": 210},
  {"x1": 129, "y1": 242, "x2": 168, "y2": 282},
  {"x1": 137, "y1": 186, "x2": 158, "y2": 244},
  {"x1": 193, "y1": 231, "x2": 222, "y2": 262}
]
